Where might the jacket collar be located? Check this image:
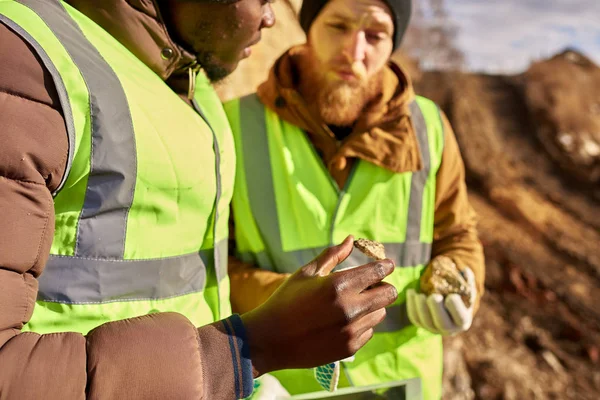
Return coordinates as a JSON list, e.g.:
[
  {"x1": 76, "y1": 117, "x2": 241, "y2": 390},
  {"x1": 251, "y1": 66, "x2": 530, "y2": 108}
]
[
  {"x1": 67, "y1": 0, "x2": 198, "y2": 96},
  {"x1": 257, "y1": 45, "x2": 423, "y2": 175}
]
